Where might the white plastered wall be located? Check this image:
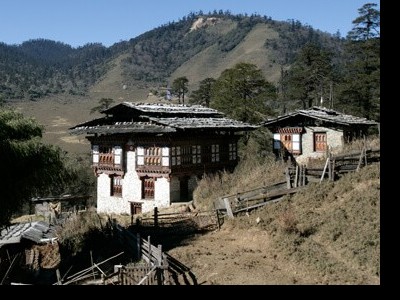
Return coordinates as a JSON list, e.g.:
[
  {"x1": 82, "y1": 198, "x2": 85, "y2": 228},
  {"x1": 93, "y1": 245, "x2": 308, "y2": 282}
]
[{"x1": 295, "y1": 126, "x2": 344, "y2": 164}]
